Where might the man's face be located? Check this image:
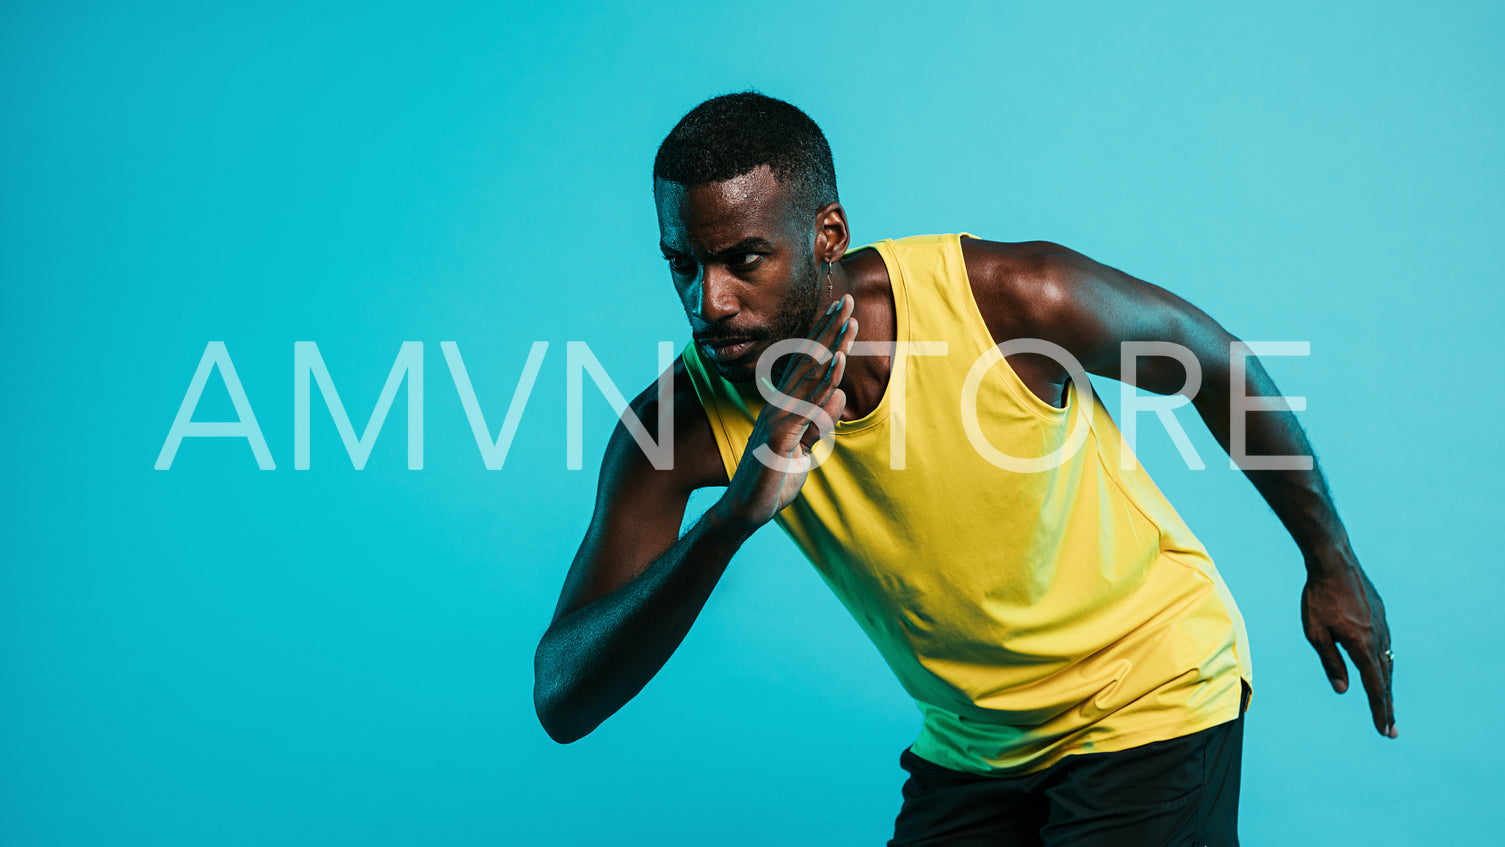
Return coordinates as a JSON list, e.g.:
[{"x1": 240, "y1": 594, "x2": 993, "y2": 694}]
[{"x1": 655, "y1": 165, "x2": 820, "y2": 383}]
